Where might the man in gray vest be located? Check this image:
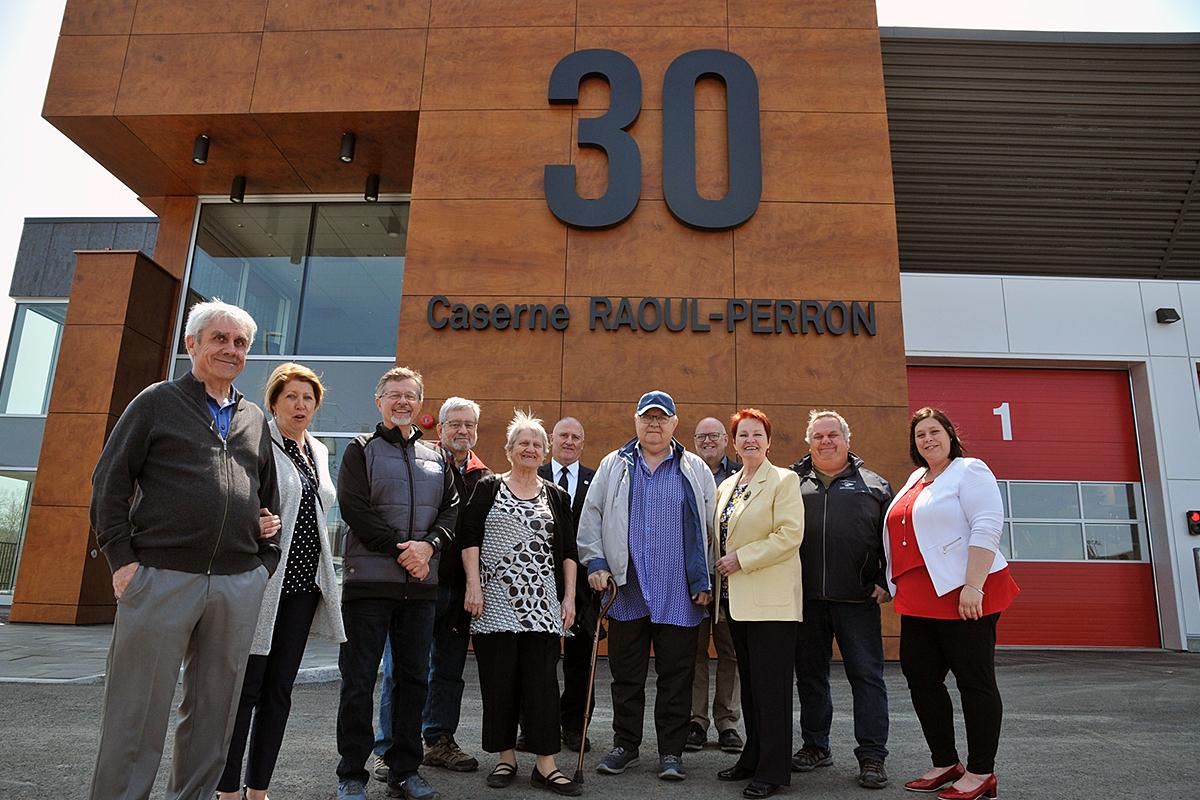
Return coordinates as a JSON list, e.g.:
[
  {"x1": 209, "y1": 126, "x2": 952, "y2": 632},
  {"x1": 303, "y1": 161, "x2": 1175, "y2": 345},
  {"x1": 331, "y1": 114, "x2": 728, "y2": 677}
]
[{"x1": 335, "y1": 366, "x2": 458, "y2": 800}]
